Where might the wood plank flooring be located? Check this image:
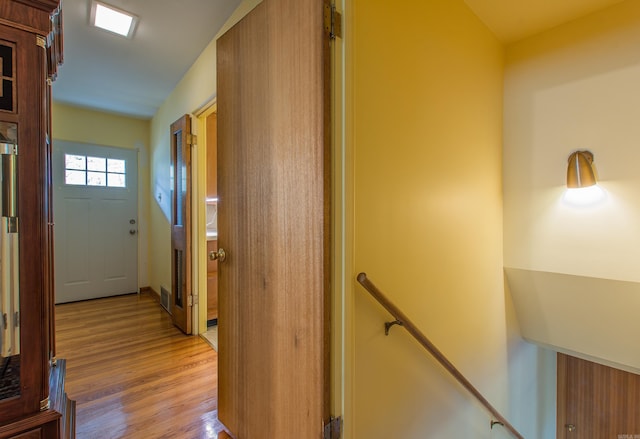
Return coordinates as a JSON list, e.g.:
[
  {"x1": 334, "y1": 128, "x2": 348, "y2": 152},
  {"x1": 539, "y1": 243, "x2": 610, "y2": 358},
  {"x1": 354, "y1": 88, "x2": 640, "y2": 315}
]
[{"x1": 55, "y1": 293, "x2": 231, "y2": 439}]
